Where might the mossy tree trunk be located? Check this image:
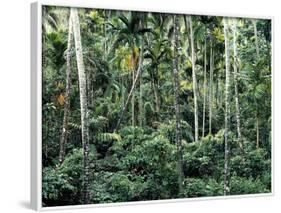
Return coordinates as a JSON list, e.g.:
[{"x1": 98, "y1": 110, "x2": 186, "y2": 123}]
[{"x1": 173, "y1": 15, "x2": 184, "y2": 195}]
